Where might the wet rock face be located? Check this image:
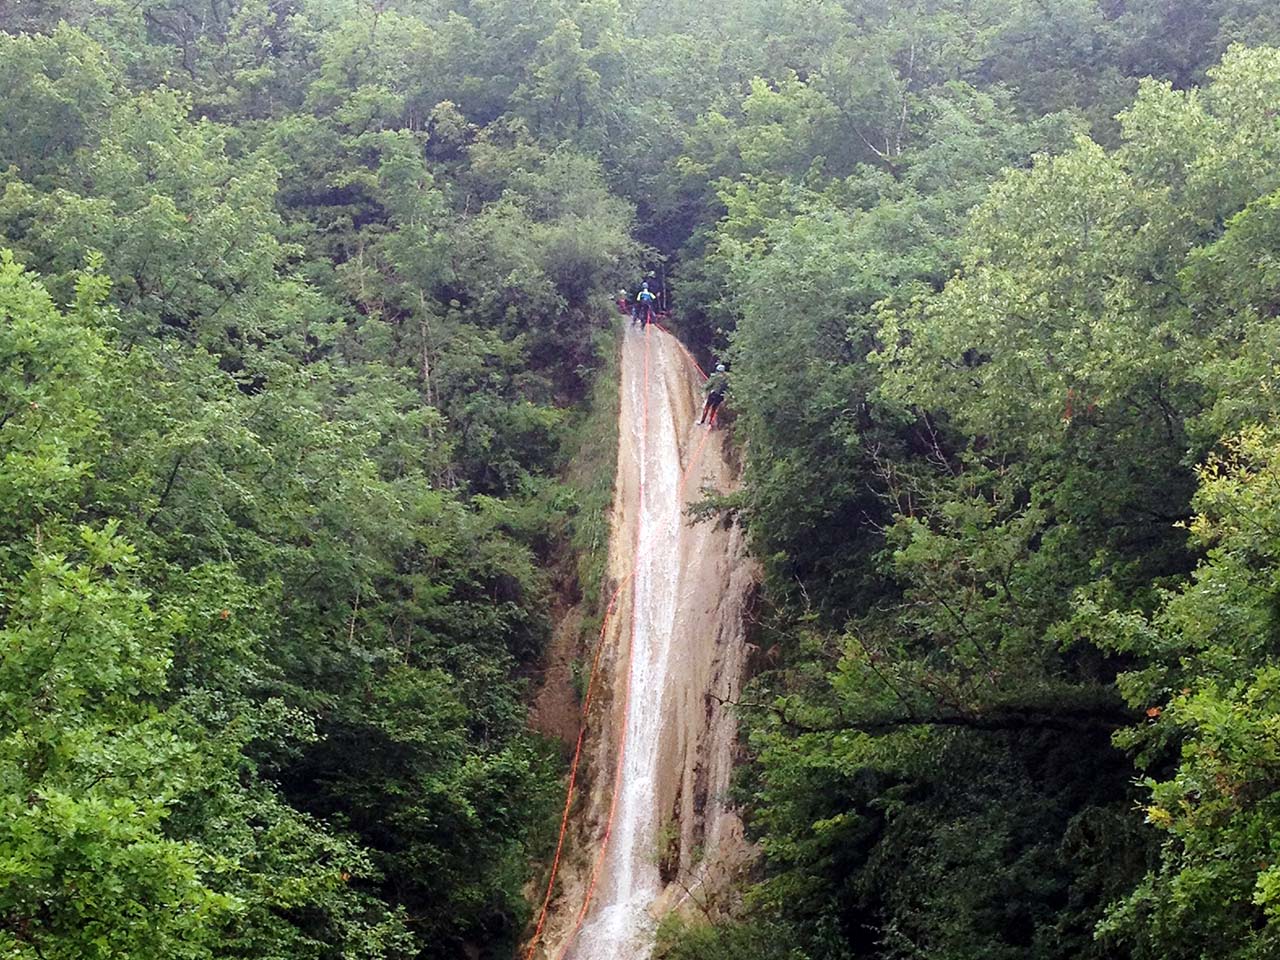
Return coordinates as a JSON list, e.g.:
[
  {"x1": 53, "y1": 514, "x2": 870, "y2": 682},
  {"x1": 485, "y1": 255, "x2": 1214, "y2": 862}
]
[{"x1": 537, "y1": 327, "x2": 759, "y2": 960}]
